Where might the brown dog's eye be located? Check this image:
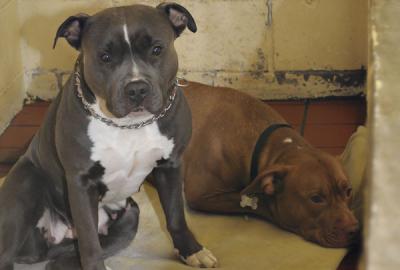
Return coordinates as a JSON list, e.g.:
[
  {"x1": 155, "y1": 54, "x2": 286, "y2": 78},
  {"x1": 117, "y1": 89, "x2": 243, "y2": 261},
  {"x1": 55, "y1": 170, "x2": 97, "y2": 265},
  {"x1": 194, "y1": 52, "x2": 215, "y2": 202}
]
[
  {"x1": 152, "y1": 46, "x2": 162, "y2": 56},
  {"x1": 310, "y1": 195, "x2": 324, "y2": 204},
  {"x1": 100, "y1": 53, "x2": 111, "y2": 63},
  {"x1": 345, "y1": 187, "x2": 353, "y2": 197}
]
